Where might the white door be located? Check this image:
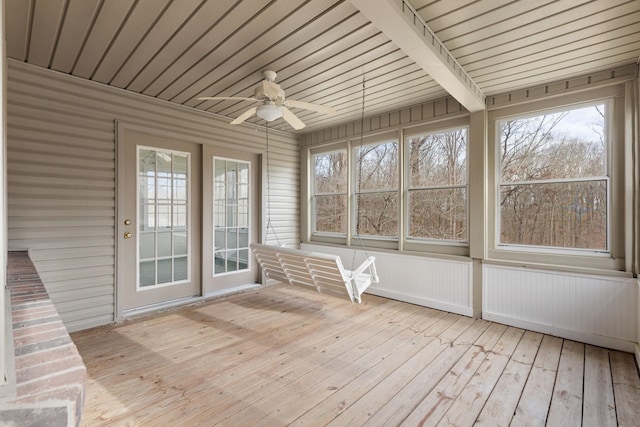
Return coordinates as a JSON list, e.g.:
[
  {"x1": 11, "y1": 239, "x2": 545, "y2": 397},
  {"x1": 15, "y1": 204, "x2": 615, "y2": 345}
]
[
  {"x1": 202, "y1": 146, "x2": 260, "y2": 293},
  {"x1": 120, "y1": 129, "x2": 201, "y2": 311}
]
